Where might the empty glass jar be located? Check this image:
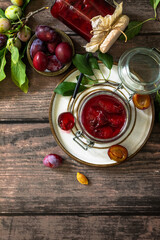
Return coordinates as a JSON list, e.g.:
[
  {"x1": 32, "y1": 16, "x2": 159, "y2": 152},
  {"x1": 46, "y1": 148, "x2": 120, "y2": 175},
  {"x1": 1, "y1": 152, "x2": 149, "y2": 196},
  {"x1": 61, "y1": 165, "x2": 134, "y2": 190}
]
[{"x1": 118, "y1": 47, "x2": 160, "y2": 94}]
